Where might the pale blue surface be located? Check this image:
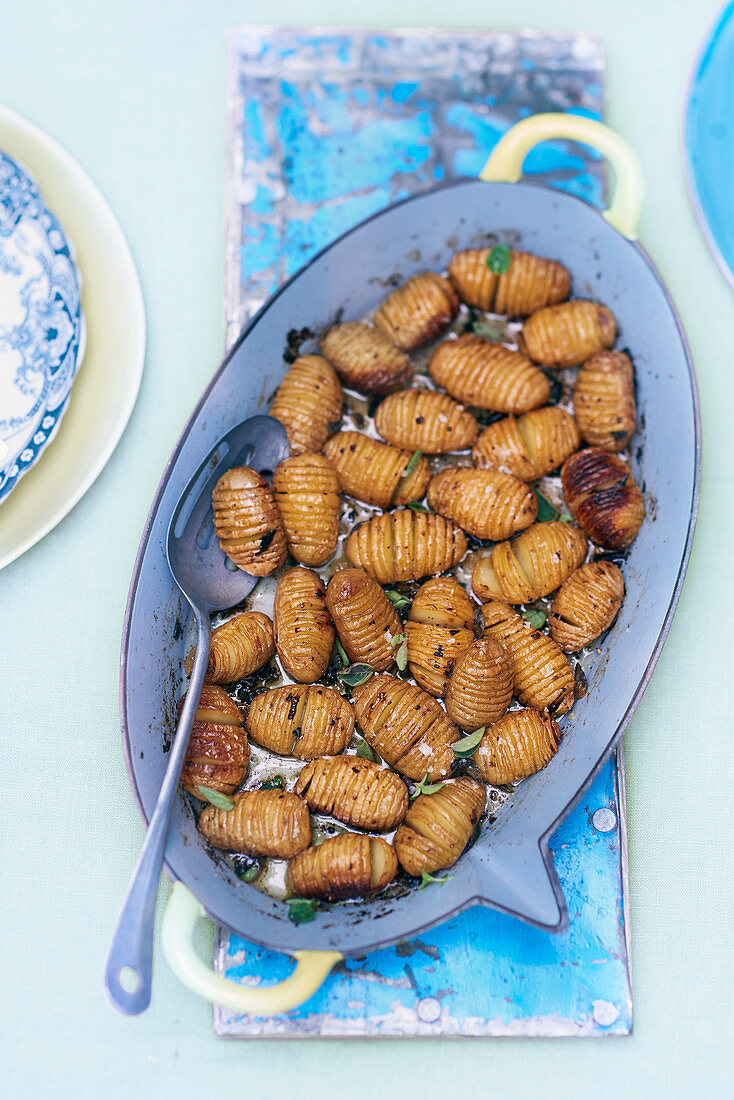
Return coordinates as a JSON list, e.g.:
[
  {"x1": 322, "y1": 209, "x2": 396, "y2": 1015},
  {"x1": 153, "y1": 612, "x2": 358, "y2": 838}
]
[
  {"x1": 685, "y1": 2, "x2": 734, "y2": 287},
  {"x1": 0, "y1": 2, "x2": 731, "y2": 1097}
]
